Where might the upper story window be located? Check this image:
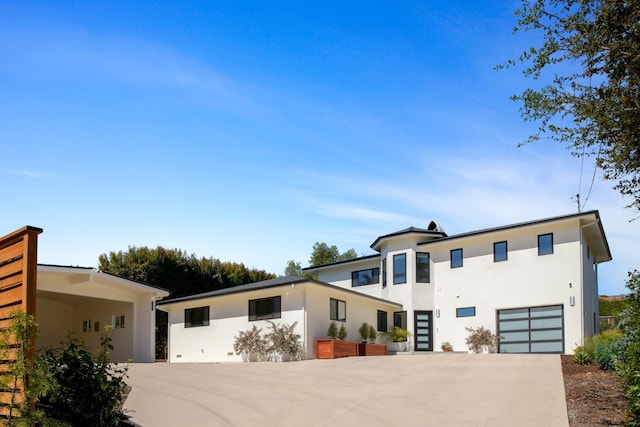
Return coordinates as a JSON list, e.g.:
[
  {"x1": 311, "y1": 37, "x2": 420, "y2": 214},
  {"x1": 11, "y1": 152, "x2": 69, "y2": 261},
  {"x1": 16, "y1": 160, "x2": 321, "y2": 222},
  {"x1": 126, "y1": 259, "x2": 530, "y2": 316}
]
[
  {"x1": 450, "y1": 248, "x2": 463, "y2": 268},
  {"x1": 185, "y1": 306, "x2": 209, "y2": 328},
  {"x1": 249, "y1": 296, "x2": 281, "y2": 321},
  {"x1": 330, "y1": 298, "x2": 346, "y2": 321},
  {"x1": 393, "y1": 253, "x2": 407, "y2": 284},
  {"x1": 494, "y1": 241, "x2": 508, "y2": 262},
  {"x1": 351, "y1": 268, "x2": 380, "y2": 287},
  {"x1": 416, "y1": 252, "x2": 430, "y2": 283},
  {"x1": 382, "y1": 258, "x2": 387, "y2": 288},
  {"x1": 538, "y1": 233, "x2": 554, "y2": 255}
]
